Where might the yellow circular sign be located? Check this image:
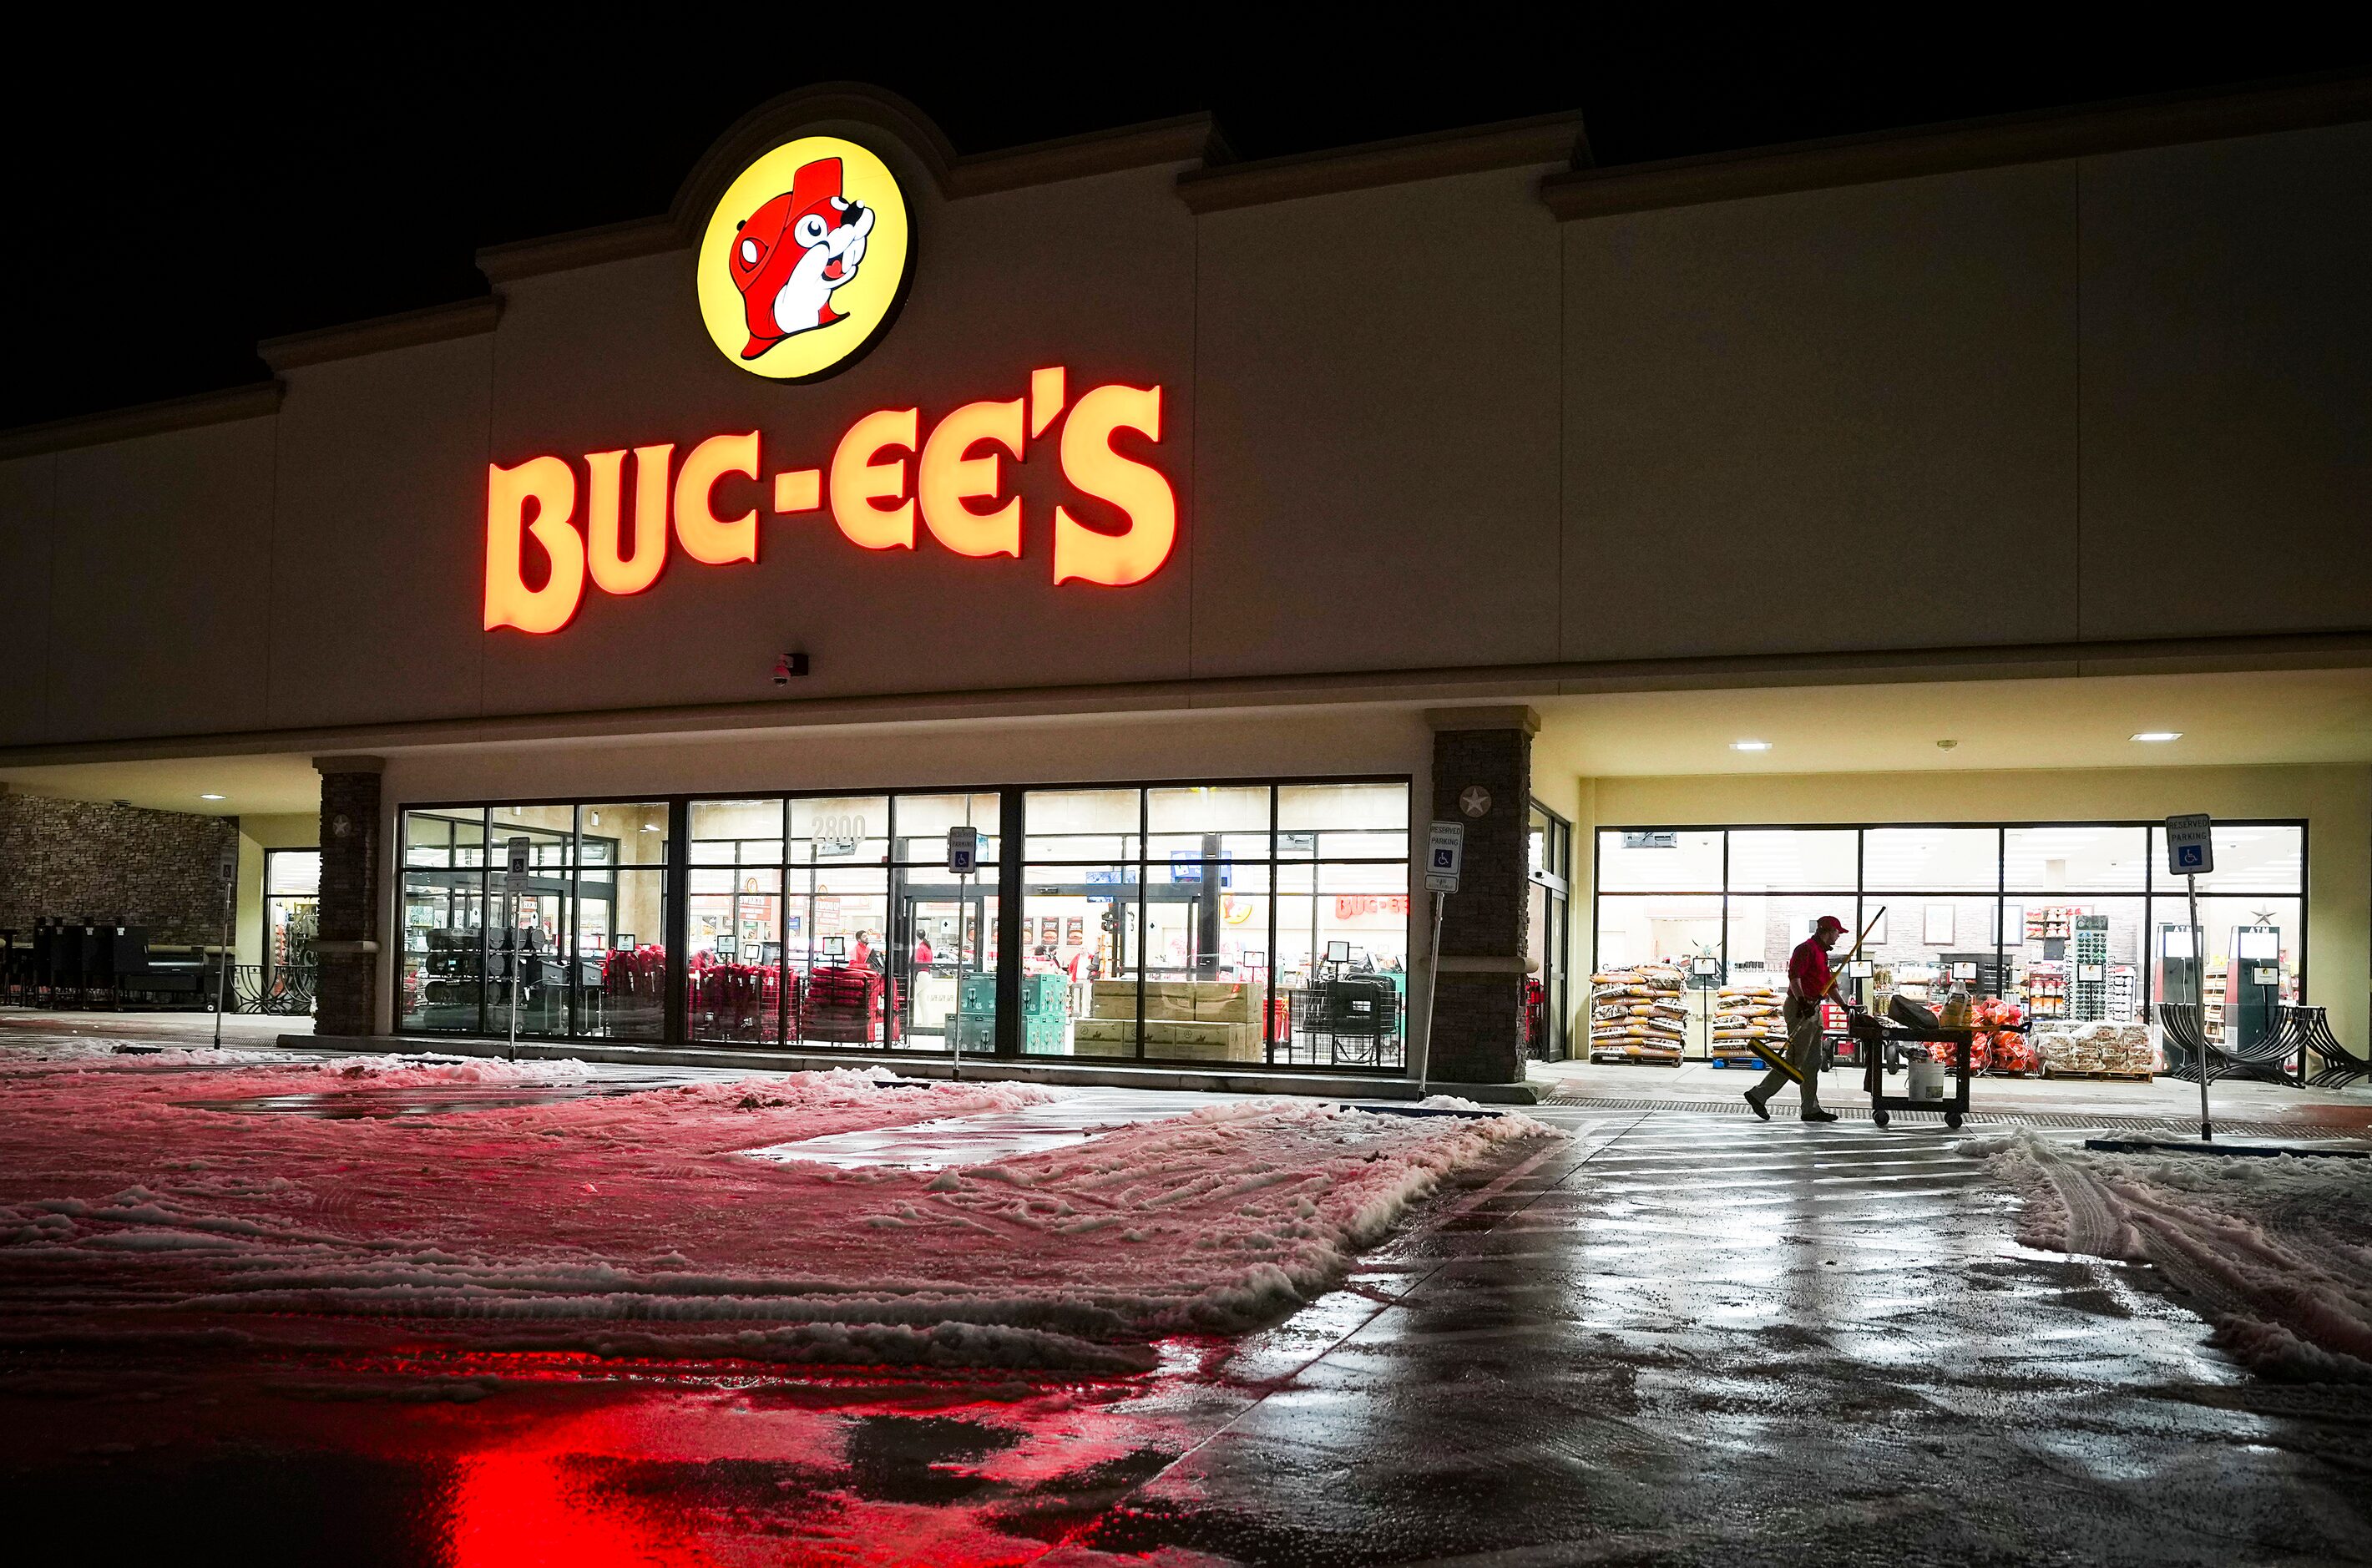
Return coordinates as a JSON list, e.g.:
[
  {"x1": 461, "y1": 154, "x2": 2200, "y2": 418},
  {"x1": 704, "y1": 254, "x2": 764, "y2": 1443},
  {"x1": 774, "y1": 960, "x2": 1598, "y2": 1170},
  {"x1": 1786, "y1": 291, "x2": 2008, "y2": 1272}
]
[{"x1": 695, "y1": 136, "x2": 912, "y2": 382}]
